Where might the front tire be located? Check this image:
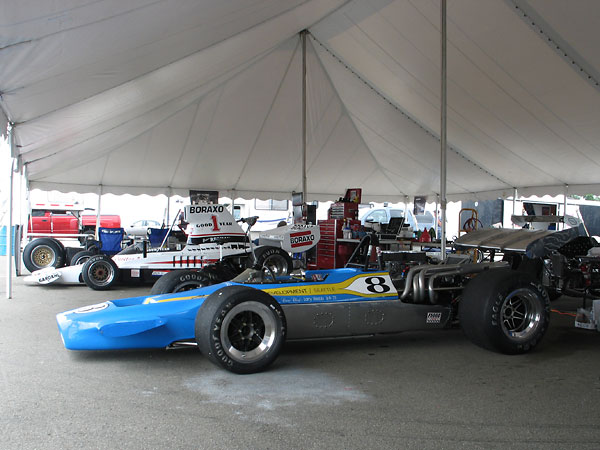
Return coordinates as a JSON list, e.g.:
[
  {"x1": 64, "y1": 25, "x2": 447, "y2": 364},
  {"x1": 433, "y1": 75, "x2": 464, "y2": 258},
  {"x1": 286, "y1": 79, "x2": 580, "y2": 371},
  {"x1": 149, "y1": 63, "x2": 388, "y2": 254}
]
[
  {"x1": 459, "y1": 270, "x2": 550, "y2": 354},
  {"x1": 82, "y1": 255, "x2": 119, "y2": 290},
  {"x1": 195, "y1": 286, "x2": 286, "y2": 374},
  {"x1": 150, "y1": 270, "x2": 211, "y2": 295},
  {"x1": 23, "y1": 238, "x2": 65, "y2": 272}
]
